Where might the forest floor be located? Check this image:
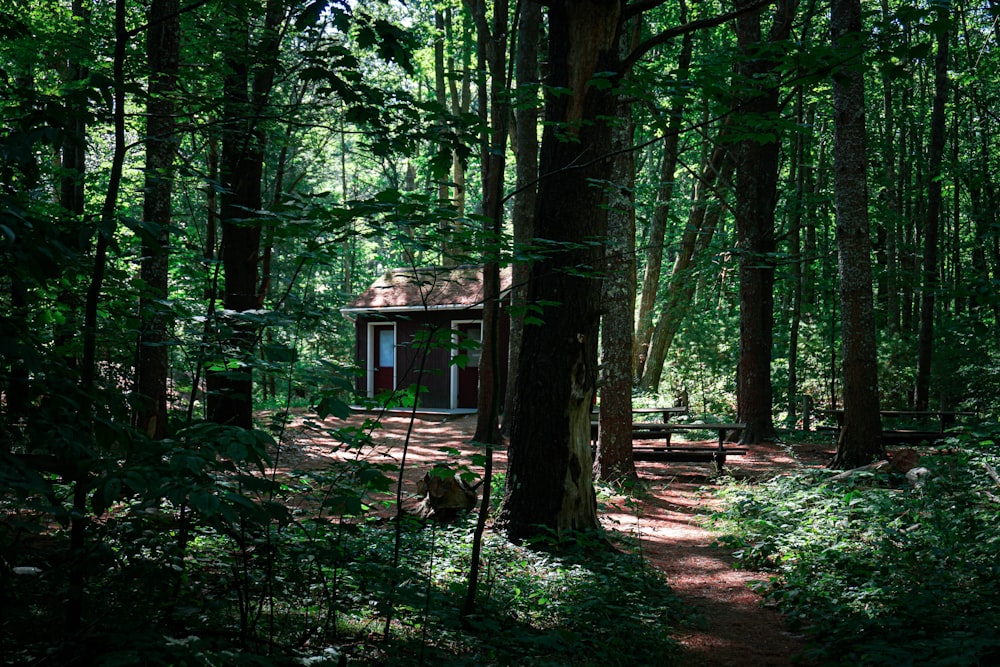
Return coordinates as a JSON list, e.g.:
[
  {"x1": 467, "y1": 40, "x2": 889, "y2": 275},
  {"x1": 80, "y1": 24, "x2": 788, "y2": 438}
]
[{"x1": 276, "y1": 412, "x2": 835, "y2": 666}]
